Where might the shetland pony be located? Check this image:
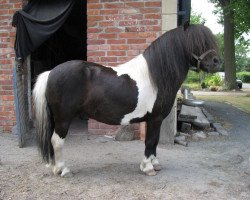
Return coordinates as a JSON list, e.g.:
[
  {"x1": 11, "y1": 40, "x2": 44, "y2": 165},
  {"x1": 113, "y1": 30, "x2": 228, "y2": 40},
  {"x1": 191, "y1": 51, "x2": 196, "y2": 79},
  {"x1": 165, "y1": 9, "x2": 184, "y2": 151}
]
[{"x1": 33, "y1": 24, "x2": 221, "y2": 177}]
